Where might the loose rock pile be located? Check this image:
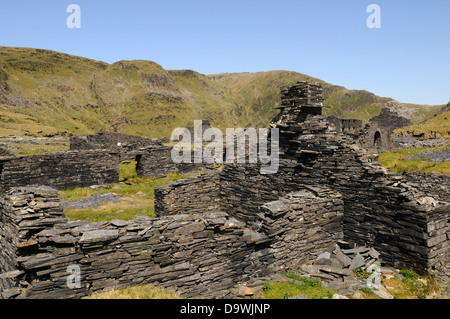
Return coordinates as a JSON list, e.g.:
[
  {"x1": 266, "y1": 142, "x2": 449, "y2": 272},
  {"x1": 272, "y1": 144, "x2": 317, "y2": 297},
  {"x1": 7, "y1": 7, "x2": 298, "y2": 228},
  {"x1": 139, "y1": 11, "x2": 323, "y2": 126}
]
[
  {"x1": 293, "y1": 241, "x2": 389, "y2": 297},
  {"x1": 314, "y1": 240, "x2": 381, "y2": 273},
  {"x1": 391, "y1": 136, "x2": 449, "y2": 149},
  {"x1": 230, "y1": 241, "x2": 396, "y2": 299},
  {"x1": 404, "y1": 147, "x2": 450, "y2": 163}
]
